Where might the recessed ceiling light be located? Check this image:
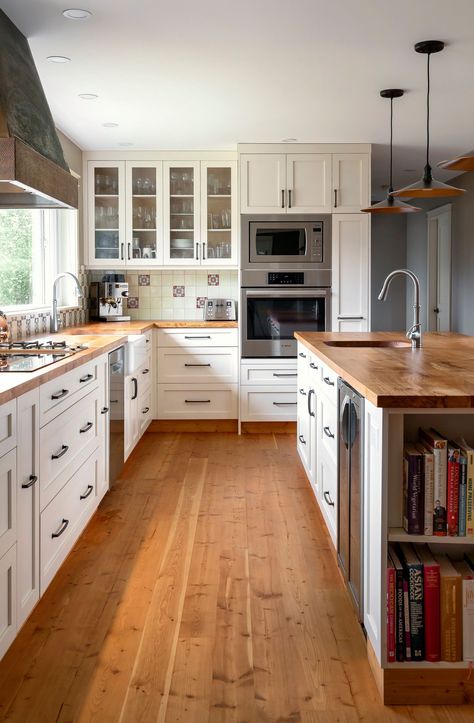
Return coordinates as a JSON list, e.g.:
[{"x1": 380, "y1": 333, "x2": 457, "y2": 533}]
[
  {"x1": 281, "y1": 138, "x2": 297, "y2": 143},
  {"x1": 62, "y1": 8, "x2": 92, "y2": 20},
  {"x1": 119, "y1": 142, "x2": 133, "y2": 147},
  {"x1": 103, "y1": 122, "x2": 119, "y2": 128},
  {"x1": 78, "y1": 93, "x2": 98, "y2": 99},
  {"x1": 47, "y1": 55, "x2": 71, "y2": 63}
]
